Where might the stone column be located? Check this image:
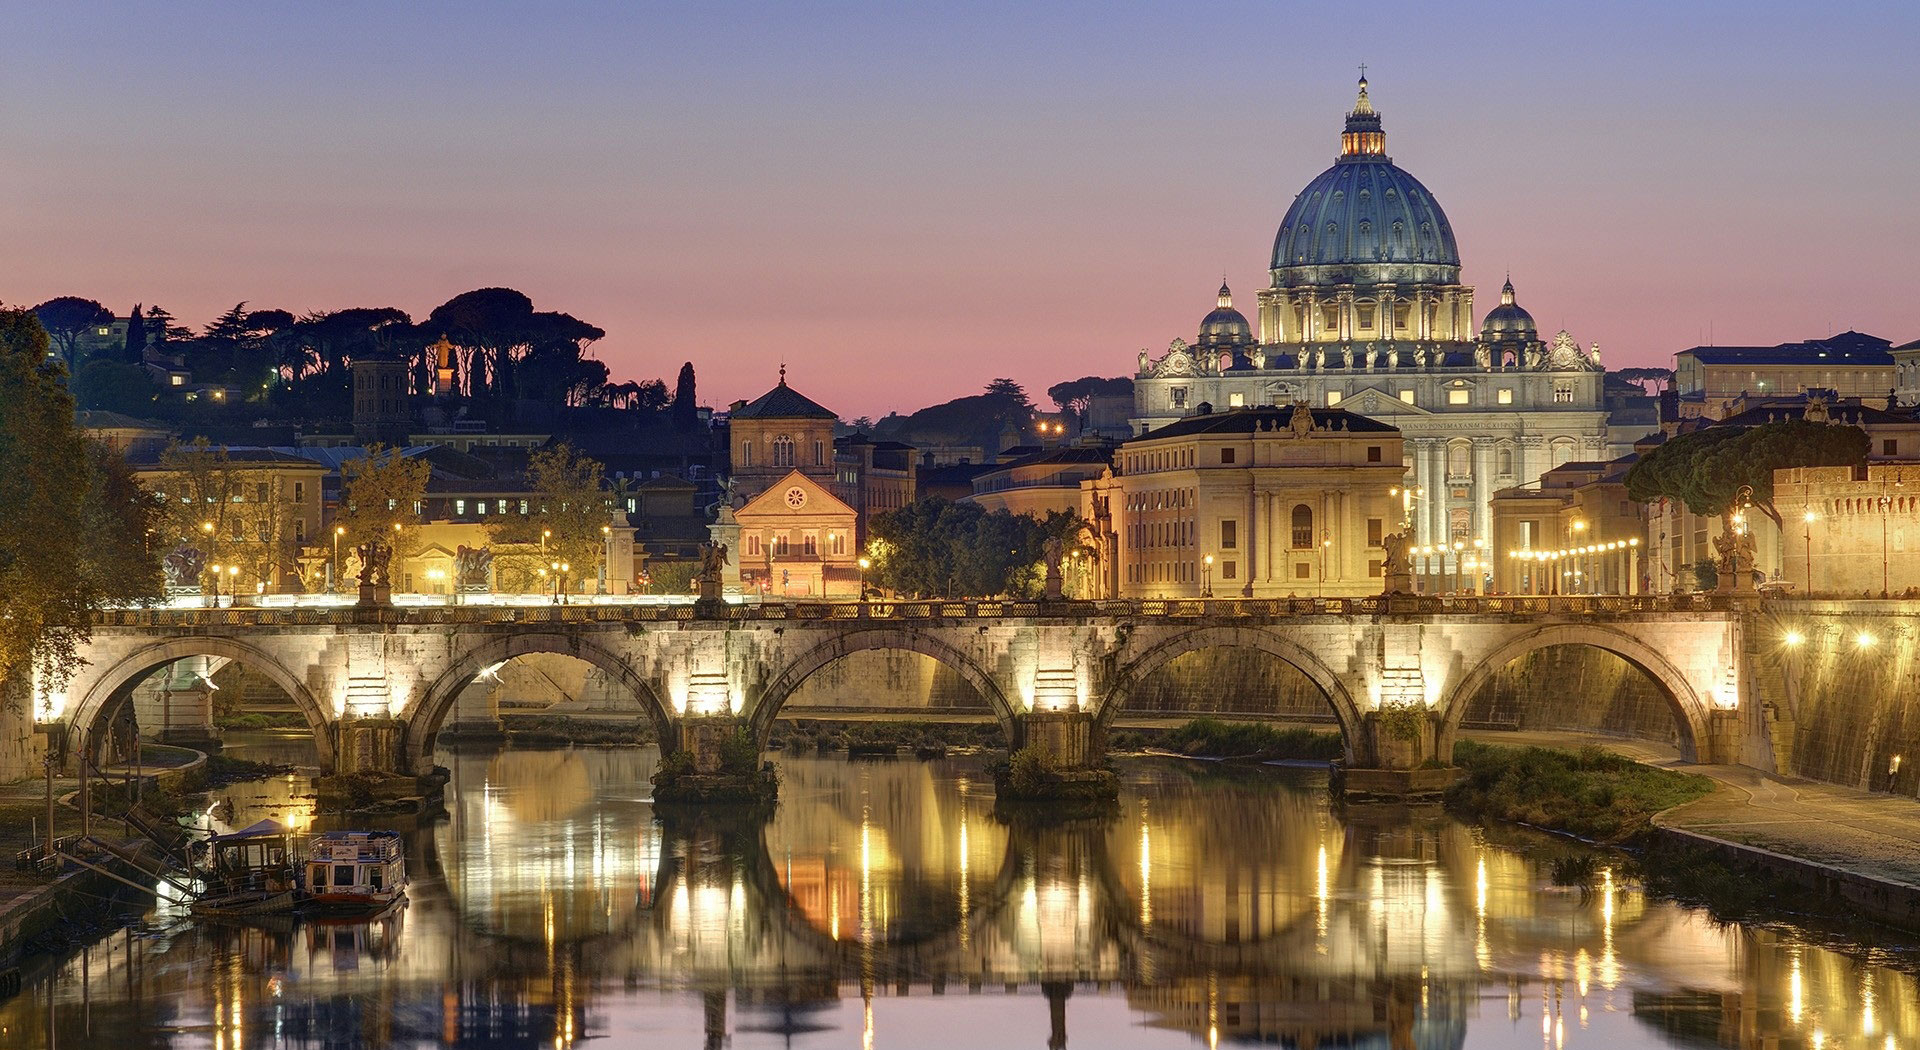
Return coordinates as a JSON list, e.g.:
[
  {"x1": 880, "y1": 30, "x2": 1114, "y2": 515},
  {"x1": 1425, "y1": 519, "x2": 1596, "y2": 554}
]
[{"x1": 1242, "y1": 483, "x2": 1257, "y2": 597}]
